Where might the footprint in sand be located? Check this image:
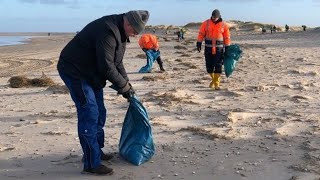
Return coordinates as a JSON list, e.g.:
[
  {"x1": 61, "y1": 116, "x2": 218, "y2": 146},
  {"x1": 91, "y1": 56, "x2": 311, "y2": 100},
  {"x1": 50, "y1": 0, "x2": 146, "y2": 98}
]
[
  {"x1": 50, "y1": 153, "x2": 81, "y2": 165},
  {"x1": 41, "y1": 131, "x2": 71, "y2": 136},
  {"x1": 173, "y1": 45, "x2": 187, "y2": 50},
  {"x1": 178, "y1": 62, "x2": 197, "y2": 69},
  {"x1": 45, "y1": 85, "x2": 69, "y2": 94},
  {"x1": 290, "y1": 95, "x2": 312, "y2": 103},
  {"x1": 273, "y1": 122, "x2": 310, "y2": 136},
  {"x1": 227, "y1": 112, "x2": 268, "y2": 123},
  {"x1": 0, "y1": 146, "x2": 15, "y2": 152}
]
